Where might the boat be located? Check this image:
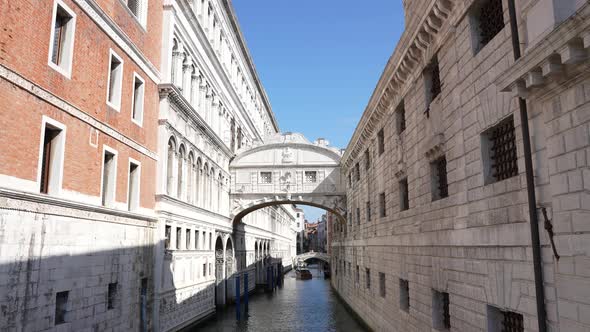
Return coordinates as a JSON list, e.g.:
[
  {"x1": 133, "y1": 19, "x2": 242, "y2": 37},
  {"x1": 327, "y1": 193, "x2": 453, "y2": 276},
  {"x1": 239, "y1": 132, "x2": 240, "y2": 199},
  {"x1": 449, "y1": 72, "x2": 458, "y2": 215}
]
[{"x1": 296, "y1": 268, "x2": 312, "y2": 280}]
